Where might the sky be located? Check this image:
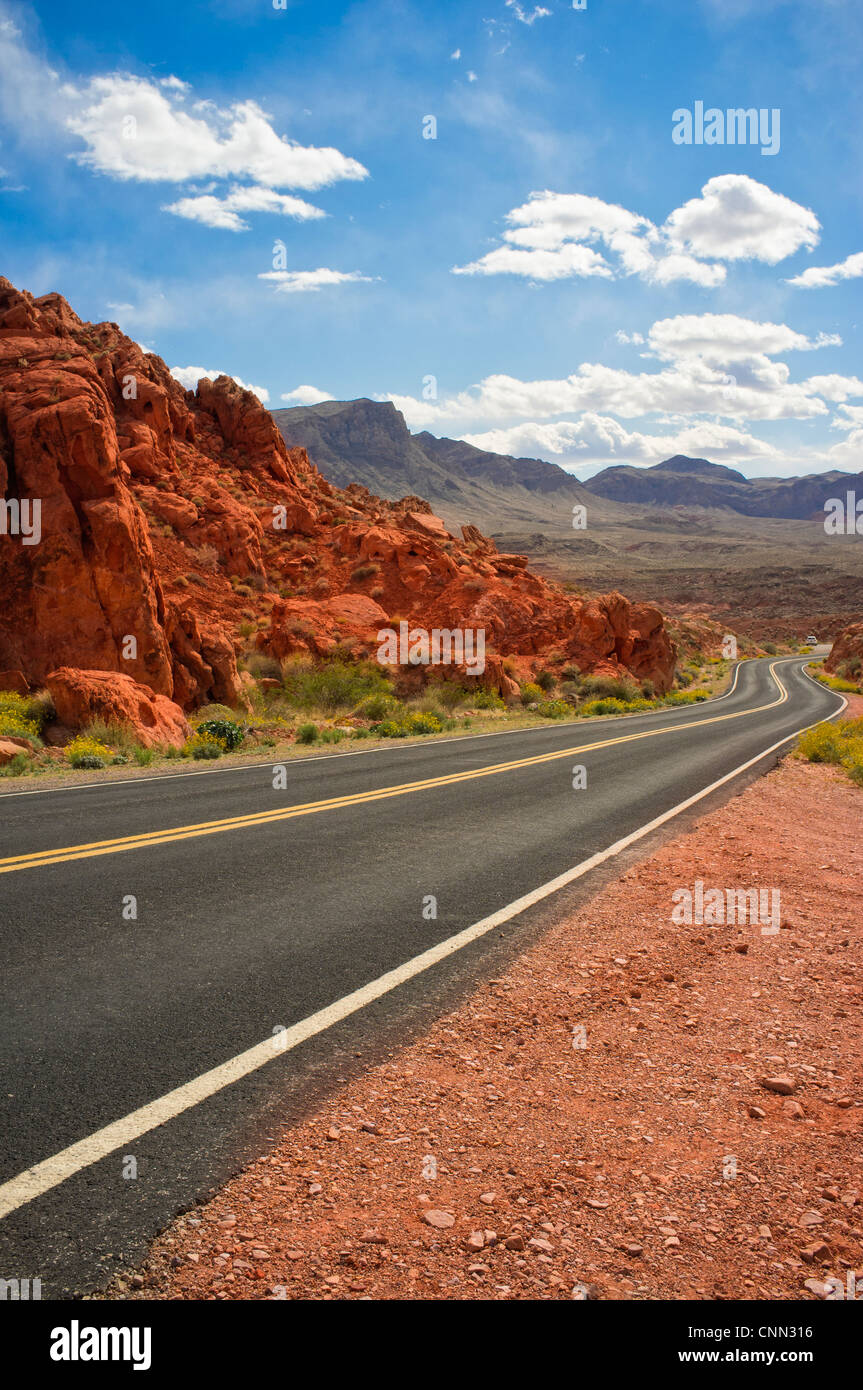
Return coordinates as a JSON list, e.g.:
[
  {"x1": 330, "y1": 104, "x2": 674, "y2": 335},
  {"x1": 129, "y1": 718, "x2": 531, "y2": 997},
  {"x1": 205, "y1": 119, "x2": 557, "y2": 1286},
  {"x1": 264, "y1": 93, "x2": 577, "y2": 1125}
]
[{"x1": 0, "y1": 0, "x2": 861, "y2": 478}]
